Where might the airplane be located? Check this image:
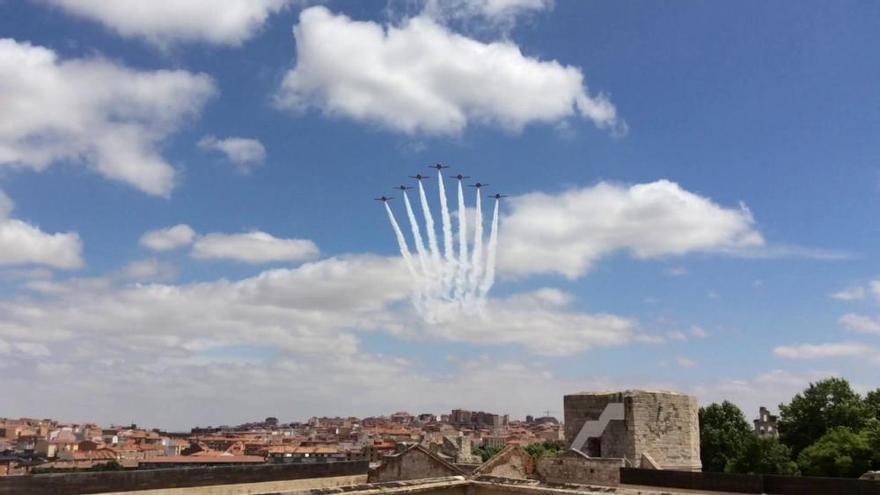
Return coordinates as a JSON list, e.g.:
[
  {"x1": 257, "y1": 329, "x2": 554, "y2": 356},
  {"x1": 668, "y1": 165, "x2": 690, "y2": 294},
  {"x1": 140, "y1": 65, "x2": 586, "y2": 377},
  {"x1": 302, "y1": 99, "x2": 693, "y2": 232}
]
[
  {"x1": 374, "y1": 196, "x2": 394, "y2": 202},
  {"x1": 428, "y1": 163, "x2": 449, "y2": 171},
  {"x1": 488, "y1": 193, "x2": 508, "y2": 200},
  {"x1": 450, "y1": 174, "x2": 471, "y2": 181},
  {"x1": 468, "y1": 182, "x2": 489, "y2": 188},
  {"x1": 393, "y1": 185, "x2": 413, "y2": 191},
  {"x1": 409, "y1": 174, "x2": 430, "y2": 181}
]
